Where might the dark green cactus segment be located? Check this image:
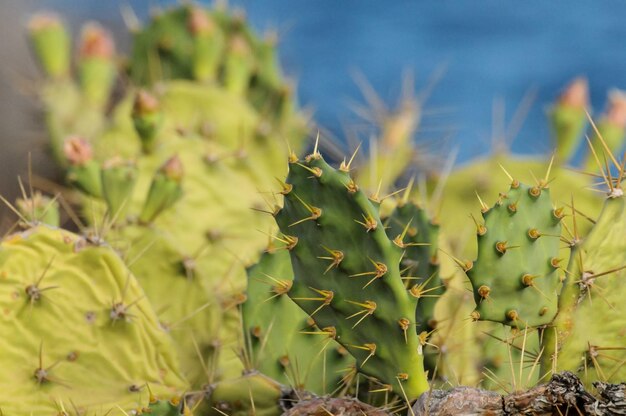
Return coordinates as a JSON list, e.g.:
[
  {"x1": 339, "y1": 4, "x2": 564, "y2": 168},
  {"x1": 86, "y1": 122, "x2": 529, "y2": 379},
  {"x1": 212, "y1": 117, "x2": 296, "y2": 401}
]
[
  {"x1": 130, "y1": 7, "x2": 197, "y2": 84},
  {"x1": 383, "y1": 200, "x2": 441, "y2": 334},
  {"x1": 243, "y1": 248, "x2": 353, "y2": 394},
  {"x1": 275, "y1": 153, "x2": 429, "y2": 399},
  {"x1": 130, "y1": 5, "x2": 268, "y2": 90},
  {"x1": 128, "y1": 4, "x2": 291, "y2": 119},
  {"x1": 467, "y1": 181, "x2": 562, "y2": 327}
]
